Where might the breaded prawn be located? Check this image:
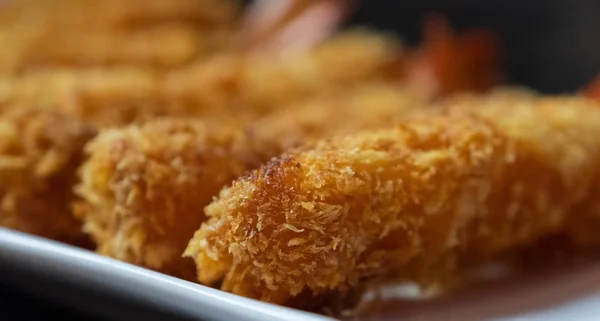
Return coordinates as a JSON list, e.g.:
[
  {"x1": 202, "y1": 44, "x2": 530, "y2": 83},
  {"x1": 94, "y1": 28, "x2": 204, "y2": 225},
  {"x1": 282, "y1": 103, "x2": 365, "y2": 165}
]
[
  {"x1": 74, "y1": 117, "x2": 260, "y2": 279},
  {"x1": 0, "y1": 0, "x2": 239, "y2": 29},
  {"x1": 185, "y1": 94, "x2": 600, "y2": 305},
  {"x1": 0, "y1": 67, "x2": 234, "y2": 128},
  {"x1": 243, "y1": 83, "x2": 431, "y2": 160},
  {"x1": 0, "y1": 31, "x2": 404, "y2": 128},
  {"x1": 0, "y1": 68, "x2": 164, "y2": 127},
  {"x1": 166, "y1": 24, "x2": 501, "y2": 115},
  {"x1": 24, "y1": 24, "x2": 212, "y2": 69},
  {"x1": 165, "y1": 29, "x2": 407, "y2": 114},
  {"x1": 0, "y1": 107, "x2": 95, "y2": 244},
  {"x1": 74, "y1": 83, "x2": 429, "y2": 279},
  {"x1": 0, "y1": 0, "x2": 240, "y2": 72}
]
